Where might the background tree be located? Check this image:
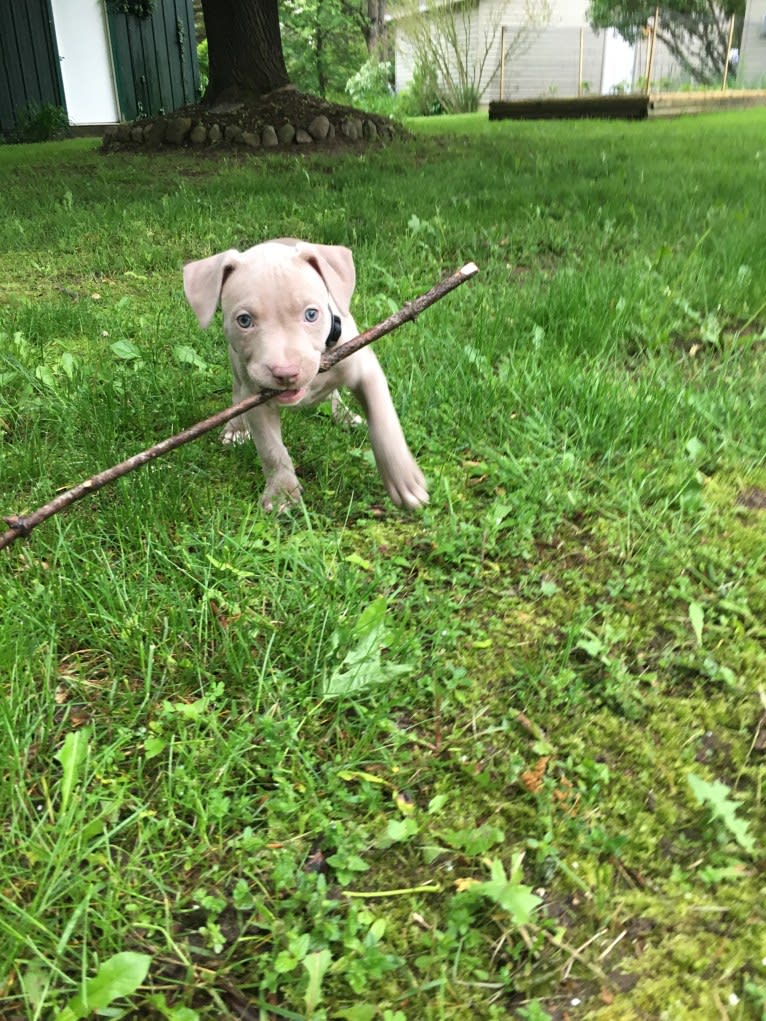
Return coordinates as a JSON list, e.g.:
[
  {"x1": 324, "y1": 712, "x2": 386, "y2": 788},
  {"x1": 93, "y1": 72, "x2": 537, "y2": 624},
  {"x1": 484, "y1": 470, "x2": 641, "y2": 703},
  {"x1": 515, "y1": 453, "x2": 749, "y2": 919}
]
[
  {"x1": 588, "y1": 0, "x2": 744, "y2": 84},
  {"x1": 199, "y1": 0, "x2": 290, "y2": 103},
  {"x1": 197, "y1": 0, "x2": 388, "y2": 105},
  {"x1": 280, "y1": 0, "x2": 370, "y2": 98}
]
